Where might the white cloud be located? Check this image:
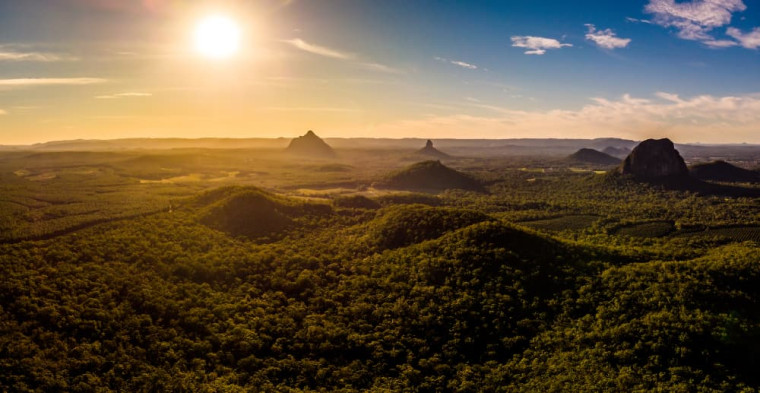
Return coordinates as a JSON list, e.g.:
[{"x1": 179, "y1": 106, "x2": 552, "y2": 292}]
[
  {"x1": 644, "y1": 0, "x2": 746, "y2": 42},
  {"x1": 95, "y1": 92, "x2": 152, "y2": 99},
  {"x1": 368, "y1": 92, "x2": 760, "y2": 143},
  {"x1": 0, "y1": 78, "x2": 106, "y2": 88},
  {"x1": 511, "y1": 36, "x2": 572, "y2": 55},
  {"x1": 0, "y1": 109, "x2": 6, "y2": 115},
  {"x1": 726, "y1": 27, "x2": 760, "y2": 48},
  {"x1": 703, "y1": 39, "x2": 739, "y2": 47},
  {"x1": 585, "y1": 24, "x2": 631, "y2": 49},
  {"x1": 450, "y1": 60, "x2": 477, "y2": 69},
  {"x1": 435, "y1": 57, "x2": 479, "y2": 69},
  {"x1": 655, "y1": 92, "x2": 683, "y2": 102},
  {"x1": 282, "y1": 38, "x2": 354, "y2": 59}
]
